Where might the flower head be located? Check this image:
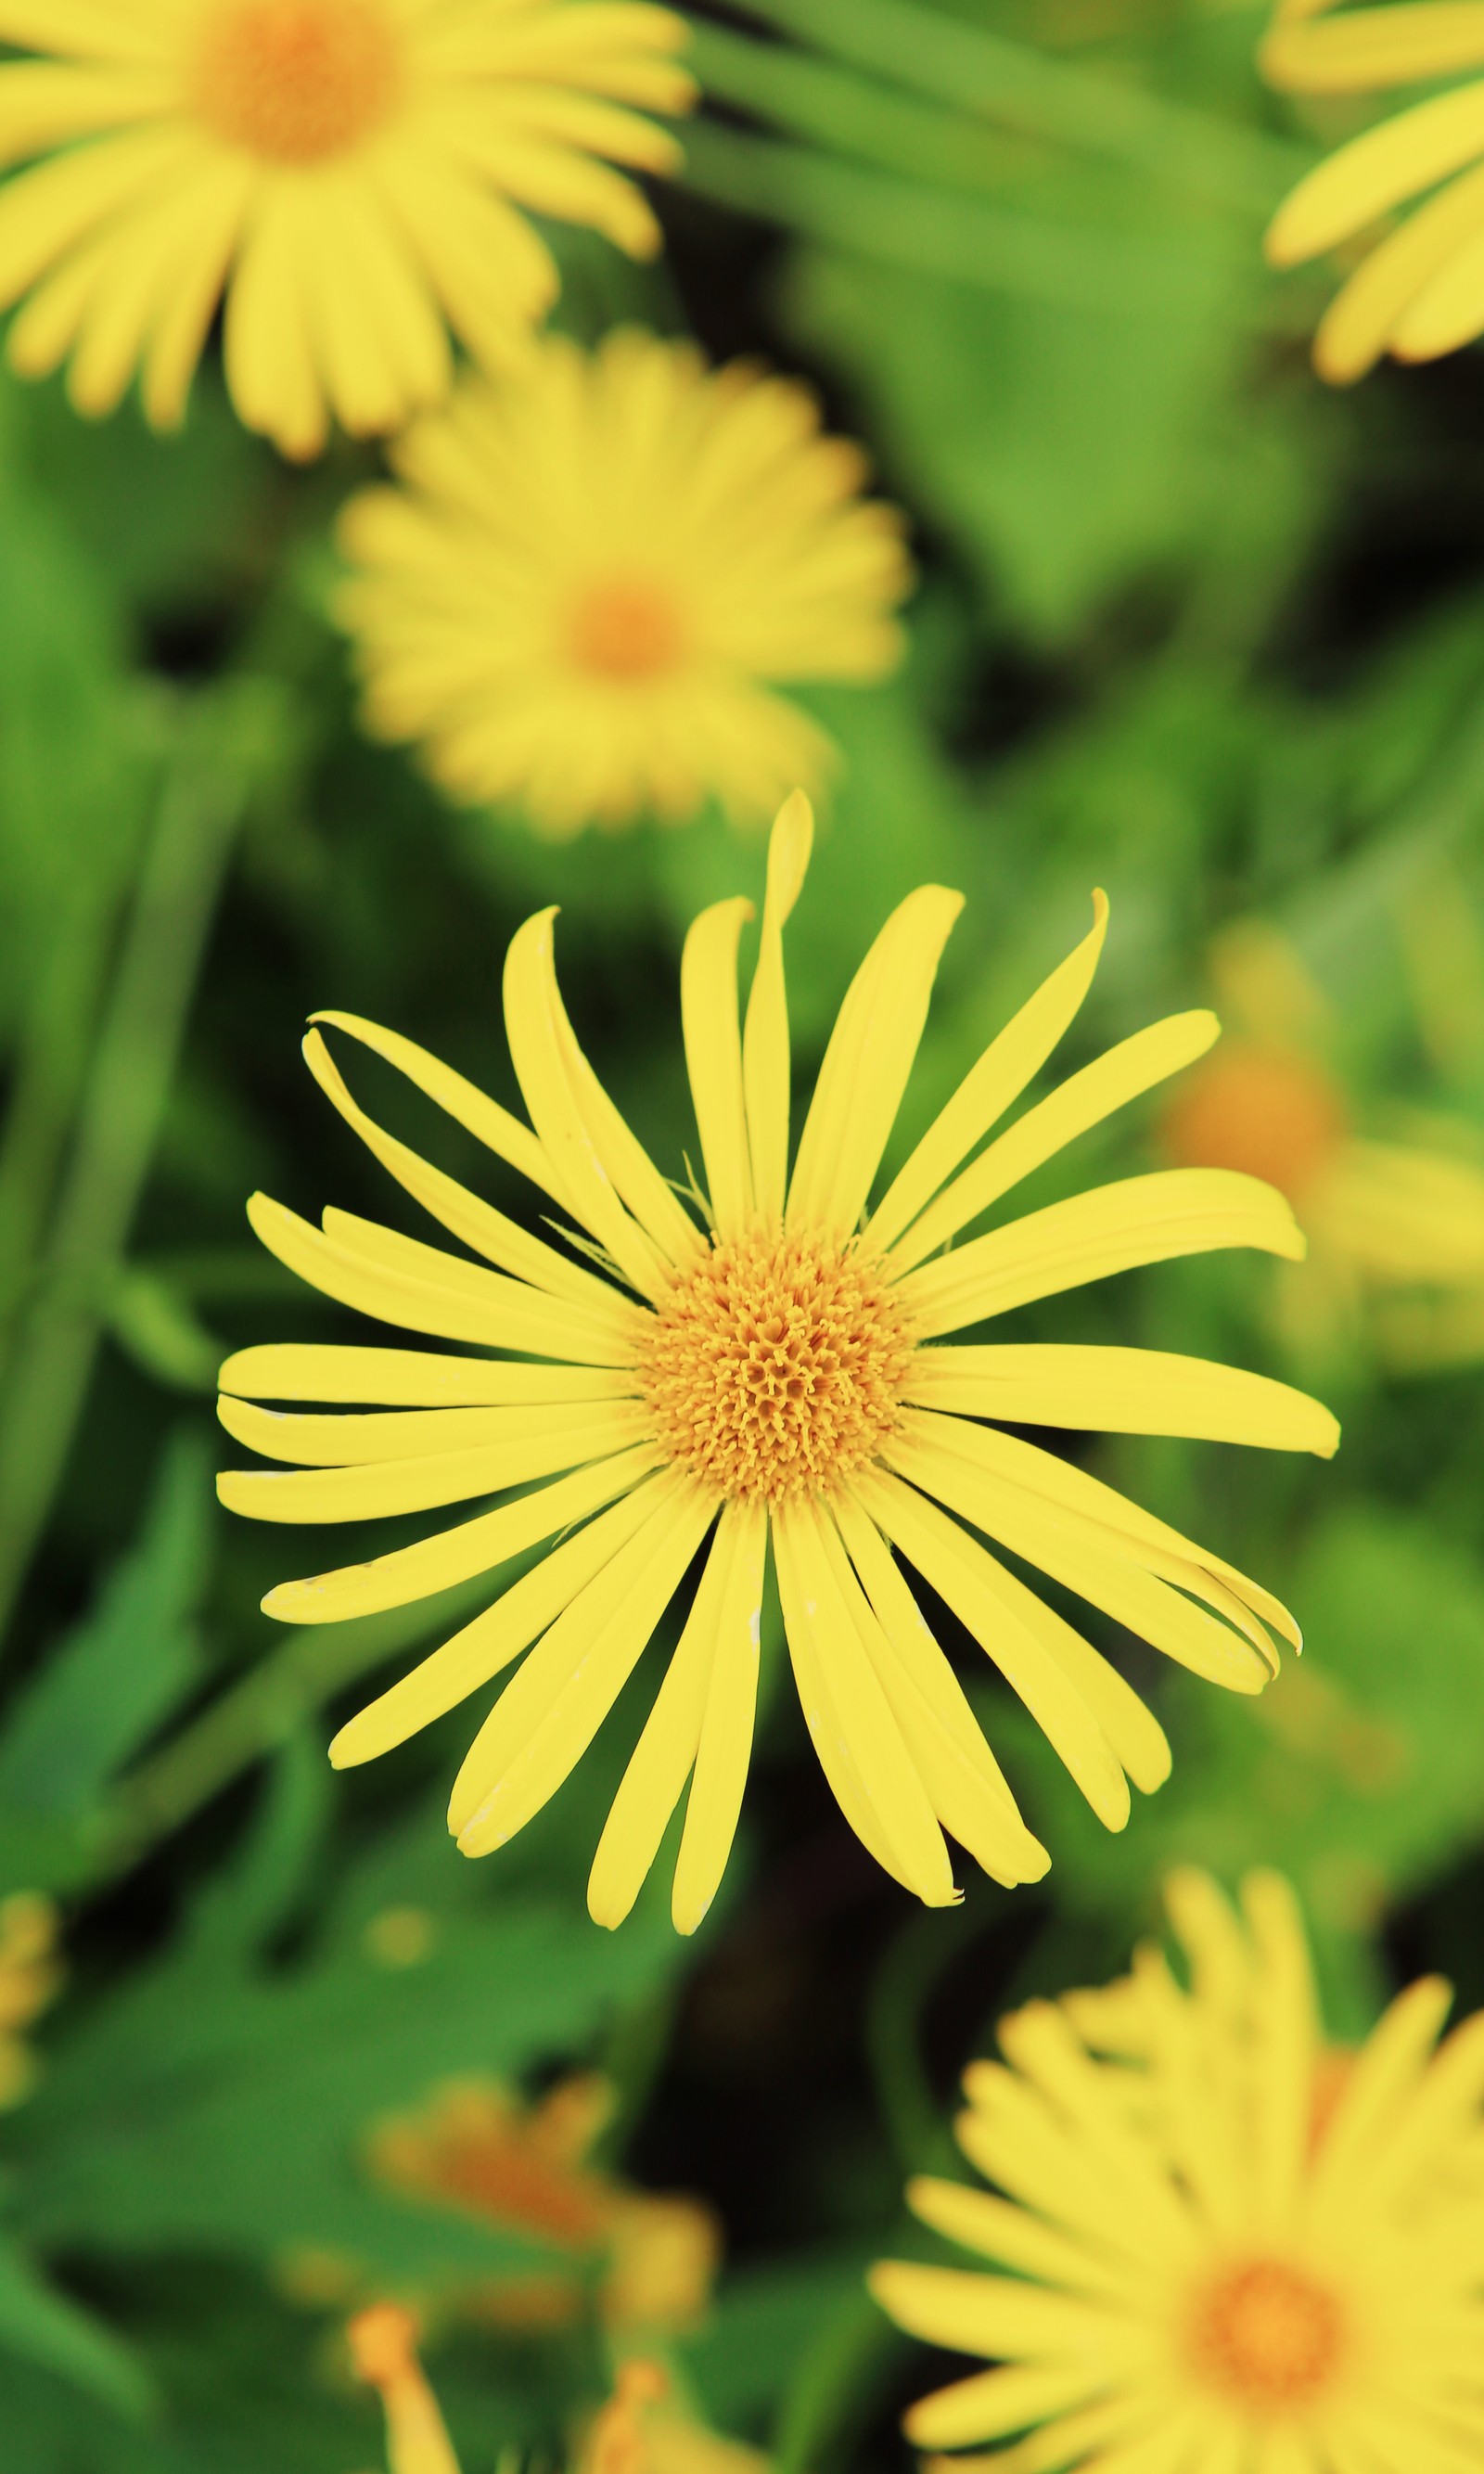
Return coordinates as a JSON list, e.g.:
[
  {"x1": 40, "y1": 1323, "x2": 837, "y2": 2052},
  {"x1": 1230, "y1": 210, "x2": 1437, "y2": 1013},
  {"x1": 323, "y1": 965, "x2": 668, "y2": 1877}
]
[
  {"x1": 336, "y1": 329, "x2": 912, "y2": 833},
  {"x1": 217, "y1": 793, "x2": 1337, "y2": 1929},
  {"x1": 871, "y1": 1865, "x2": 1484, "y2": 2471},
  {"x1": 0, "y1": 1891, "x2": 62, "y2": 2110},
  {"x1": 0, "y1": 1, "x2": 692, "y2": 454},
  {"x1": 1261, "y1": 0, "x2": 1484, "y2": 378},
  {"x1": 367, "y1": 2073, "x2": 719, "y2": 2330}
]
